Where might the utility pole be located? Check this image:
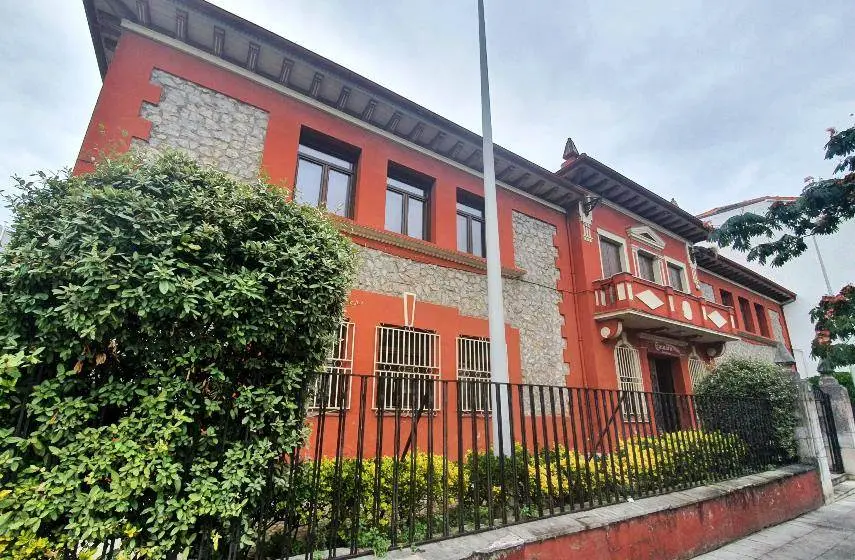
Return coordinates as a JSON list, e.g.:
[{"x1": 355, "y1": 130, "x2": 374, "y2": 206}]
[{"x1": 477, "y1": 0, "x2": 511, "y2": 454}]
